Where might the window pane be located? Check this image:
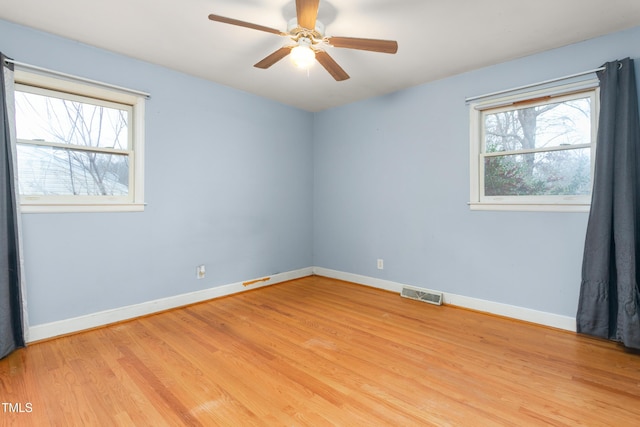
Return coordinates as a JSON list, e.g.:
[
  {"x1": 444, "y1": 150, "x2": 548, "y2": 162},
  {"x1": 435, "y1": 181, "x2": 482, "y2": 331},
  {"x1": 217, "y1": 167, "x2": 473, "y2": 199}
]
[
  {"x1": 484, "y1": 148, "x2": 591, "y2": 196},
  {"x1": 17, "y1": 144, "x2": 129, "y2": 196},
  {"x1": 484, "y1": 97, "x2": 591, "y2": 153},
  {"x1": 15, "y1": 91, "x2": 129, "y2": 150}
]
